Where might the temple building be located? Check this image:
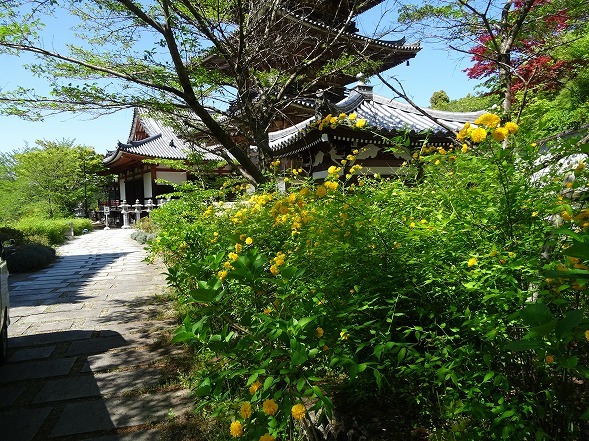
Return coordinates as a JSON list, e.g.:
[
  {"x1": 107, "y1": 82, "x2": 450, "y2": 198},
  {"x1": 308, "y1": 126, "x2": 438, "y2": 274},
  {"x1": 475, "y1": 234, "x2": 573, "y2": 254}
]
[
  {"x1": 102, "y1": 0, "x2": 483, "y2": 204},
  {"x1": 102, "y1": 108, "x2": 227, "y2": 206}
]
